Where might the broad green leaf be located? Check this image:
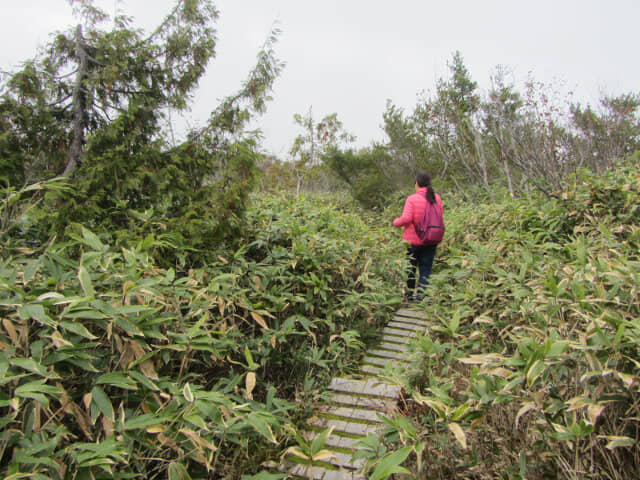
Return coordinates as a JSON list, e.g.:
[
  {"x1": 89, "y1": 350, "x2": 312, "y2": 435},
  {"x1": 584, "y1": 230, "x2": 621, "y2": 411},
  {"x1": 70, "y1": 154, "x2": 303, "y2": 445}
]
[
  {"x1": 244, "y1": 346, "x2": 258, "y2": 370},
  {"x1": 11, "y1": 358, "x2": 60, "y2": 379},
  {"x1": 23, "y1": 259, "x2": 40, "y2": 284},
  {"x1": 63, "y1": 309, "x2": 107, "y2": 320},
  {"x1": 369, "y1": 446, "x2": 412, "y2": 480},
  {"x1": 81, "y1": 227, "x2": 106, "y2": 251},
  {"x1": 246, "y1": 413, "x2": 277, "y2": 444},
  {"x1": 60, "y1": 321, "x2": 98, "y2": 340},
  {"x1": 91, "y1": 386, "x2": 115, "y2": 421},
  {"x1": 17, "y1": 304, "x2": 54, "y2": 326},
  {"x1": 114, "y1": 317, "x2": 144, "y2": 336},
  {"x1": 184, "y1": 414, "x2": 207, "y2": 430},
  {"x1": 282, "y1": 446, "x2": 309, "y2": 460},
  {"x1": 168, "y1": 462, "x2": 192, "y2": 480},
  {"x1": 310, "y1": 426, "x2": 334, "y2": 456},
  {"x1": 14, "y1": 380, "x2": 62, "y2": 406},
  {"x1": 96, "y1": 372, "x2": 137, "y2": 390},
  {"x1": 78, "y1": 265, "x2": 94, "y2": 297},
  {"x1": 128, "y1": 371, "x2": 159, "y2": 391},
  {"x1": 124, "y1": 413, "x2": 164, "y2": 431}
]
